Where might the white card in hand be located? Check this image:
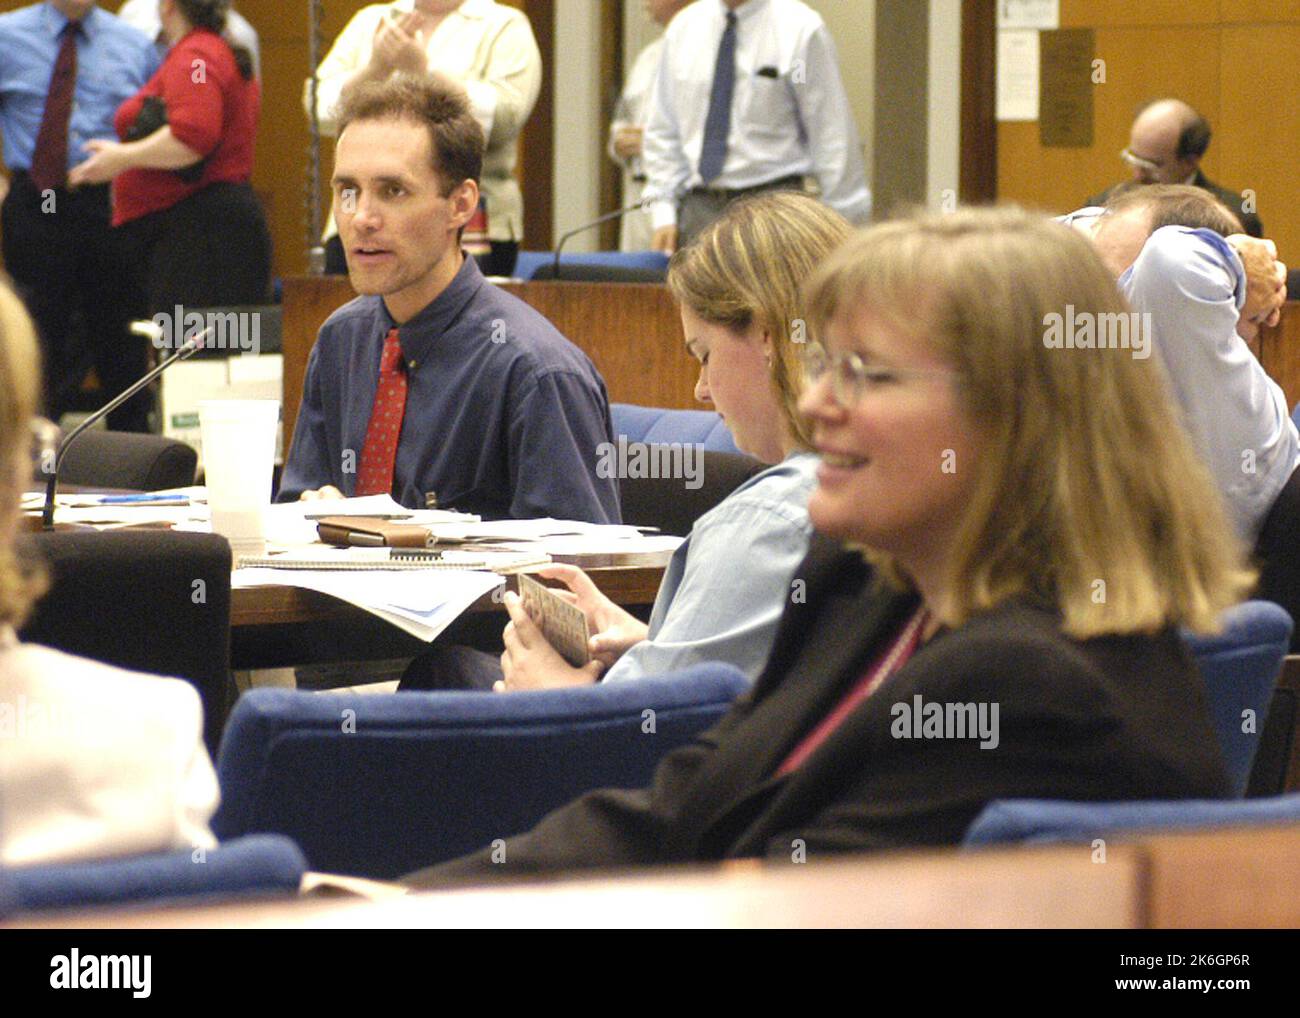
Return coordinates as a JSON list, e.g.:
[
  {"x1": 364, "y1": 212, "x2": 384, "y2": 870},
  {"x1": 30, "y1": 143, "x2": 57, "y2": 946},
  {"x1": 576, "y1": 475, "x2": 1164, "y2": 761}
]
[{"x1": 517, "y1": 572, "x2": 591, "y2": 668}]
